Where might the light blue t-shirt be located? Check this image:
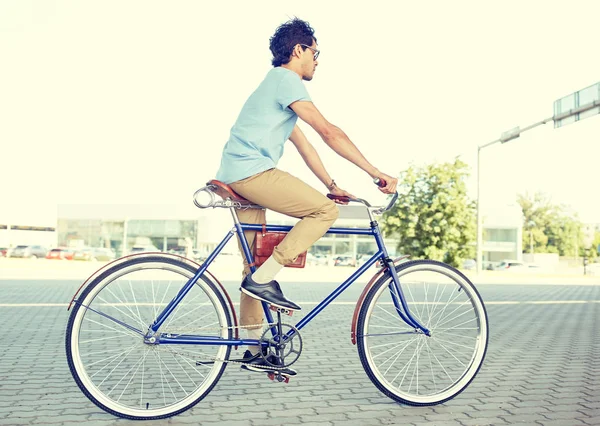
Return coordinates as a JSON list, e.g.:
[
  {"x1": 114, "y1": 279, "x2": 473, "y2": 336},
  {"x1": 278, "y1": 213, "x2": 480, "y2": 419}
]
[{"x1": 215, "y1": 67, "x2": 311, "y2": 184}]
